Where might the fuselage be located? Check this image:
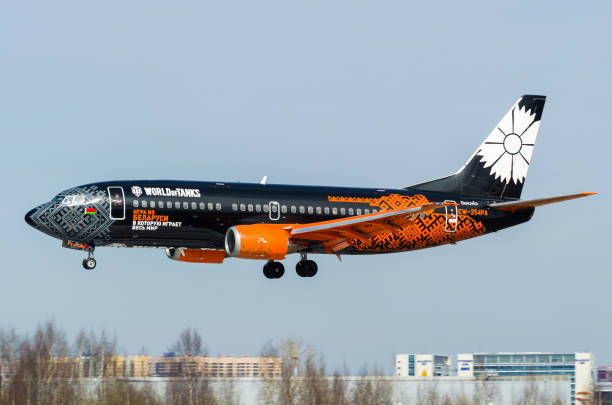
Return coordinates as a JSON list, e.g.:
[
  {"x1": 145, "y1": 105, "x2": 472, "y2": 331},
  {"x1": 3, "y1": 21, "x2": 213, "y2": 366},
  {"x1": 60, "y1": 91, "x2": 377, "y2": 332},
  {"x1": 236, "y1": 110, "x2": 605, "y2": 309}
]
[{"x1": 25, "y1": 180, "x2": 534, "y2": 255}]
